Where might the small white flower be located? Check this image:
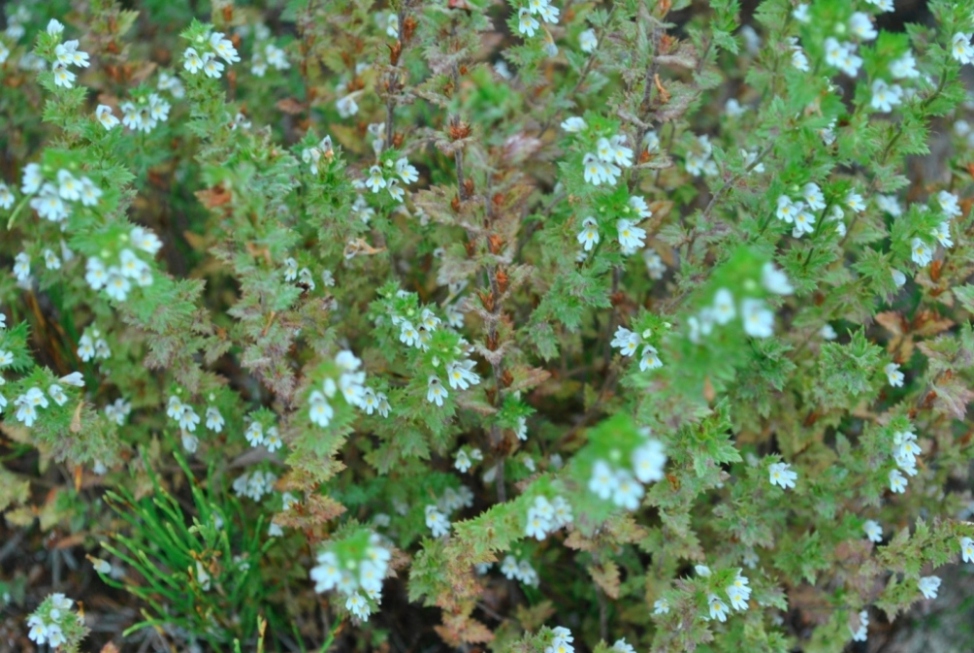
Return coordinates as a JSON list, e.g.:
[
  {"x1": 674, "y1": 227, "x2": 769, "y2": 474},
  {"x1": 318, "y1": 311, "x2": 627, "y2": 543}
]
[
  {"x1": 849, "y1": 12, "x2": 878, "y2": 41},
  {"x1": 851, "y1": 609, "x2": 869, "y2": 642},
  {"x1": 588, "y1": 460, "x2": 618, "y2": 500},
  {"x1": 639, "y1": 345, "x2": 662, "y2": 371},
  {"x1": 768, "y1": 461, "x2": 797, "y2": 489},
  {"x1": 937, "y1": 190, "x2": 962, "y2": 218},
  {"x1": 617, "y1": 219, "x2": 646, "y2": 253},
  {"x1": 890, "y1": 51, "x2": 919, "y2": 79},
  {"x1": 577, "y1": 217, "x2": 600, "y2": 251},
  {"x1": 652, "y1": 598, "x2": 670, "y2": 615},
  {"x1": 427, "y1": 376, "x2": 448, "y2": 406},
  {"x1": 889, "y1": 468, "x2": 907, "y2": 493},
  {"x1": 960, "y1": 537, "x2": 974, "y2": 563},
  {"x1": 518, "y1": 8, "x2": 540, "y2": 37},
  {"x1": 911, "y1": 237, "x2": 933, "y2": 267},
  {"x1": 870, "y1": 79, "x2": 903, "y2": 113},
  {"x1": 707, "y1": 593, "x2": 729, "y2": 622},
  {"x1": 579, "y1": 28, "x2": 597, "y2": 53},
  {"x1": 205, "y1": 406, "x2": 224, "y2": 432},
  {"x1": 633, "y1": 439, "x2": 666, "y2": 483},
  {"x1": 365, "y1": 165, "x2": 386, "y2": 193},
  {"x1": 13, "y1": 252, "x2": 31, "y2": 283},
  {"x1": 184, "y1": 47, "x2": 204, "y2": 74},
  {"x1": 95, "y1": 104, "x2": 120, "y2": 129},
  {"x1": 741, "y1": 298, "x2": 774, "y2": 338},
  {"x1": 561, "y1": 116, "x2": 586, "y2": 132},
  {"x1": 425, "y1": 504, "x2": 450, "y2": 537},
  {"x1": 884, "y1": 362, "x2": 904, "y2": 387},
  {"x1": 712, "y1": 288, "x2": 736, "y2": 324},
  {"x1": 951, "y1": 33, "x2": 974, "y2": 65},
  {"x1": 863, "y1": 520, "x2": 883, "y2": 543},
  {"x1": 610, "y1": 326, "x2": 640, "y2": 357},
  {"x1": 202, "y1": 52, "x2": 225, "y2": 78},
  {"x1": 776, "y1": 196, "x2": 802, "y2": 223},
  {"x1": 917, "y1": 576, "x2": 941, "y2": 600},
  {"x1": 876, "y1": 194, "x2": 902, "y2": 217},
  {"x1": 210, "y1": 31, "x2": 240, "y2": 64},
  {"x1": 792, "y1": 3, "x2": 810, "y2": 22},
  {"x1": 396, "y1": 158, "x2": 419, "y2": 184},
  {"x1": 48, "y1": 384, "x2": 68, "y2": 407}
]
